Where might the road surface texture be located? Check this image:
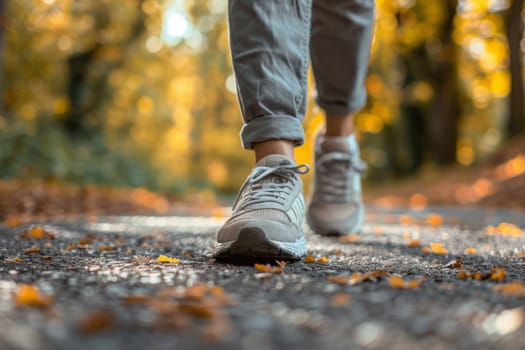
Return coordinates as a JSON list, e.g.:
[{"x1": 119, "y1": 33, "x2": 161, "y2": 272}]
[{"x1": 1, "y1": 205, "x2": 525, "y2": 350}]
